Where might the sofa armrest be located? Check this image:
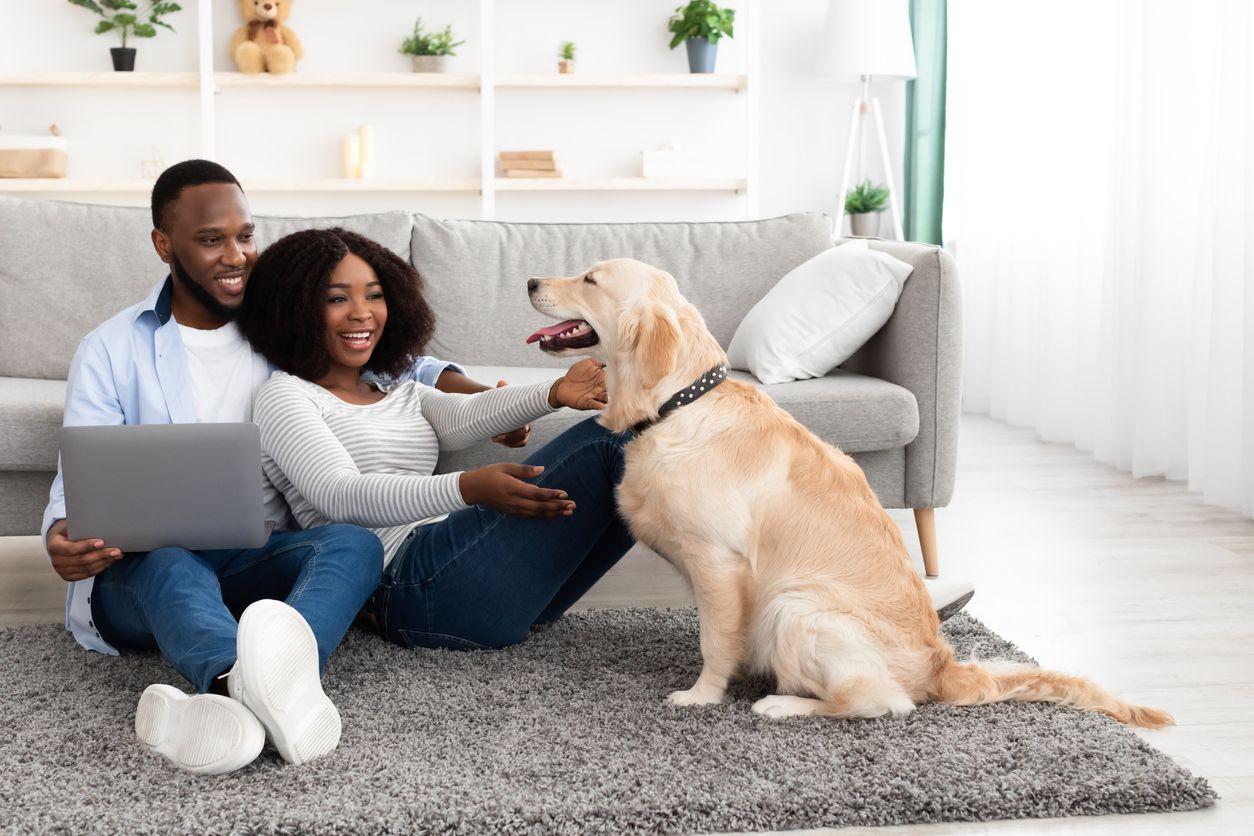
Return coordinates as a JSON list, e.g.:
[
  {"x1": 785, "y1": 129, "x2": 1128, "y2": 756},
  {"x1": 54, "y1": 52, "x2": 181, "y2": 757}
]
[{"x1": 840, "y1": 240, "x2": 962, "y2": 509}]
